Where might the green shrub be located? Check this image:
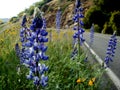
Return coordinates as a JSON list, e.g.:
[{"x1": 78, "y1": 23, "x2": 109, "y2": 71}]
[
  {"x1": 9, "y1": 17, "x2": 19, "y2": 23},
  {"x1": 94, "y1": 24, "x2": 101, "y2": 33},
  {"x1": 27, "y1": 6, "x2": 34, "y2": 16},
  {"x1": 102, "y1": 22, "x2": 113, "y2": 34},
  {"x1": 93, "y1": 0, "x2": 120, "y2": 12},
  {"x1": 83, "y1": 6, "x2": 107, "y2": 31},
  {"x1": 41, "y1": 4, "x2": 49, "y2": 12},
  {"x1": 35, "y1": 0, "x2": 52, "y2": 9},
  {"x1": 109, "y1": 11, "x2": 120, "y2": 35},
  {"x1": 18, "y1": 11, "x2": 24, "y2": 18}
]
